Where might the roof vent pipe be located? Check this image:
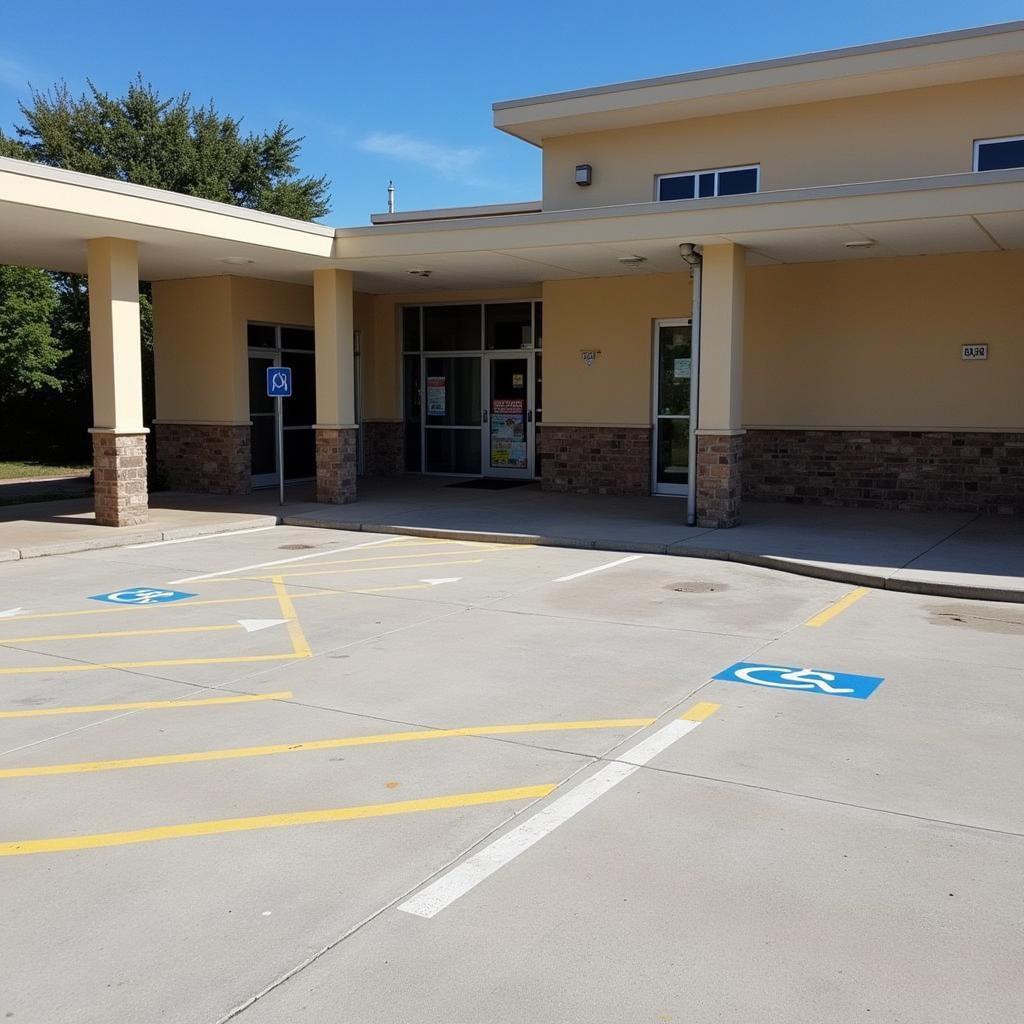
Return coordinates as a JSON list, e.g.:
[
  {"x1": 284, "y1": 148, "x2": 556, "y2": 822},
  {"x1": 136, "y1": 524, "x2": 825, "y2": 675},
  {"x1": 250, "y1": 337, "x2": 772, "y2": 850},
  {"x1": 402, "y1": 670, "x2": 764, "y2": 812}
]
[{"x1": 387, "y1": 180, "x2": 395, "y2": 214}]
